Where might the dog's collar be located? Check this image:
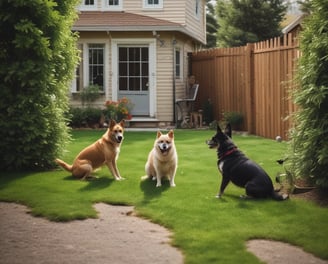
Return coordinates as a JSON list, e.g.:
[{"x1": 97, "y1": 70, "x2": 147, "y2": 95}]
[{"x1": 219, "y1": 147, "x2": 237, "y2": 159}]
